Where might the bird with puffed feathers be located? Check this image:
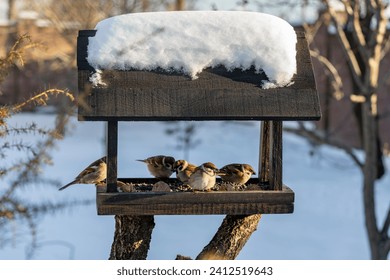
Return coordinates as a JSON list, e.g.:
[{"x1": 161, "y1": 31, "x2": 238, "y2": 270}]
[
  {"x1": 137, "y1": 155, "x2": 175, "y2": 178},
  {"x1": 219, "y1": 163, "x2": 256, "y2": 185},
  {"x1": 173, "y1": 159, "x2": 197, "y2": 184},
  {"x1": 188, "y1": 162, "x2": 220, "y2": 191}
]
